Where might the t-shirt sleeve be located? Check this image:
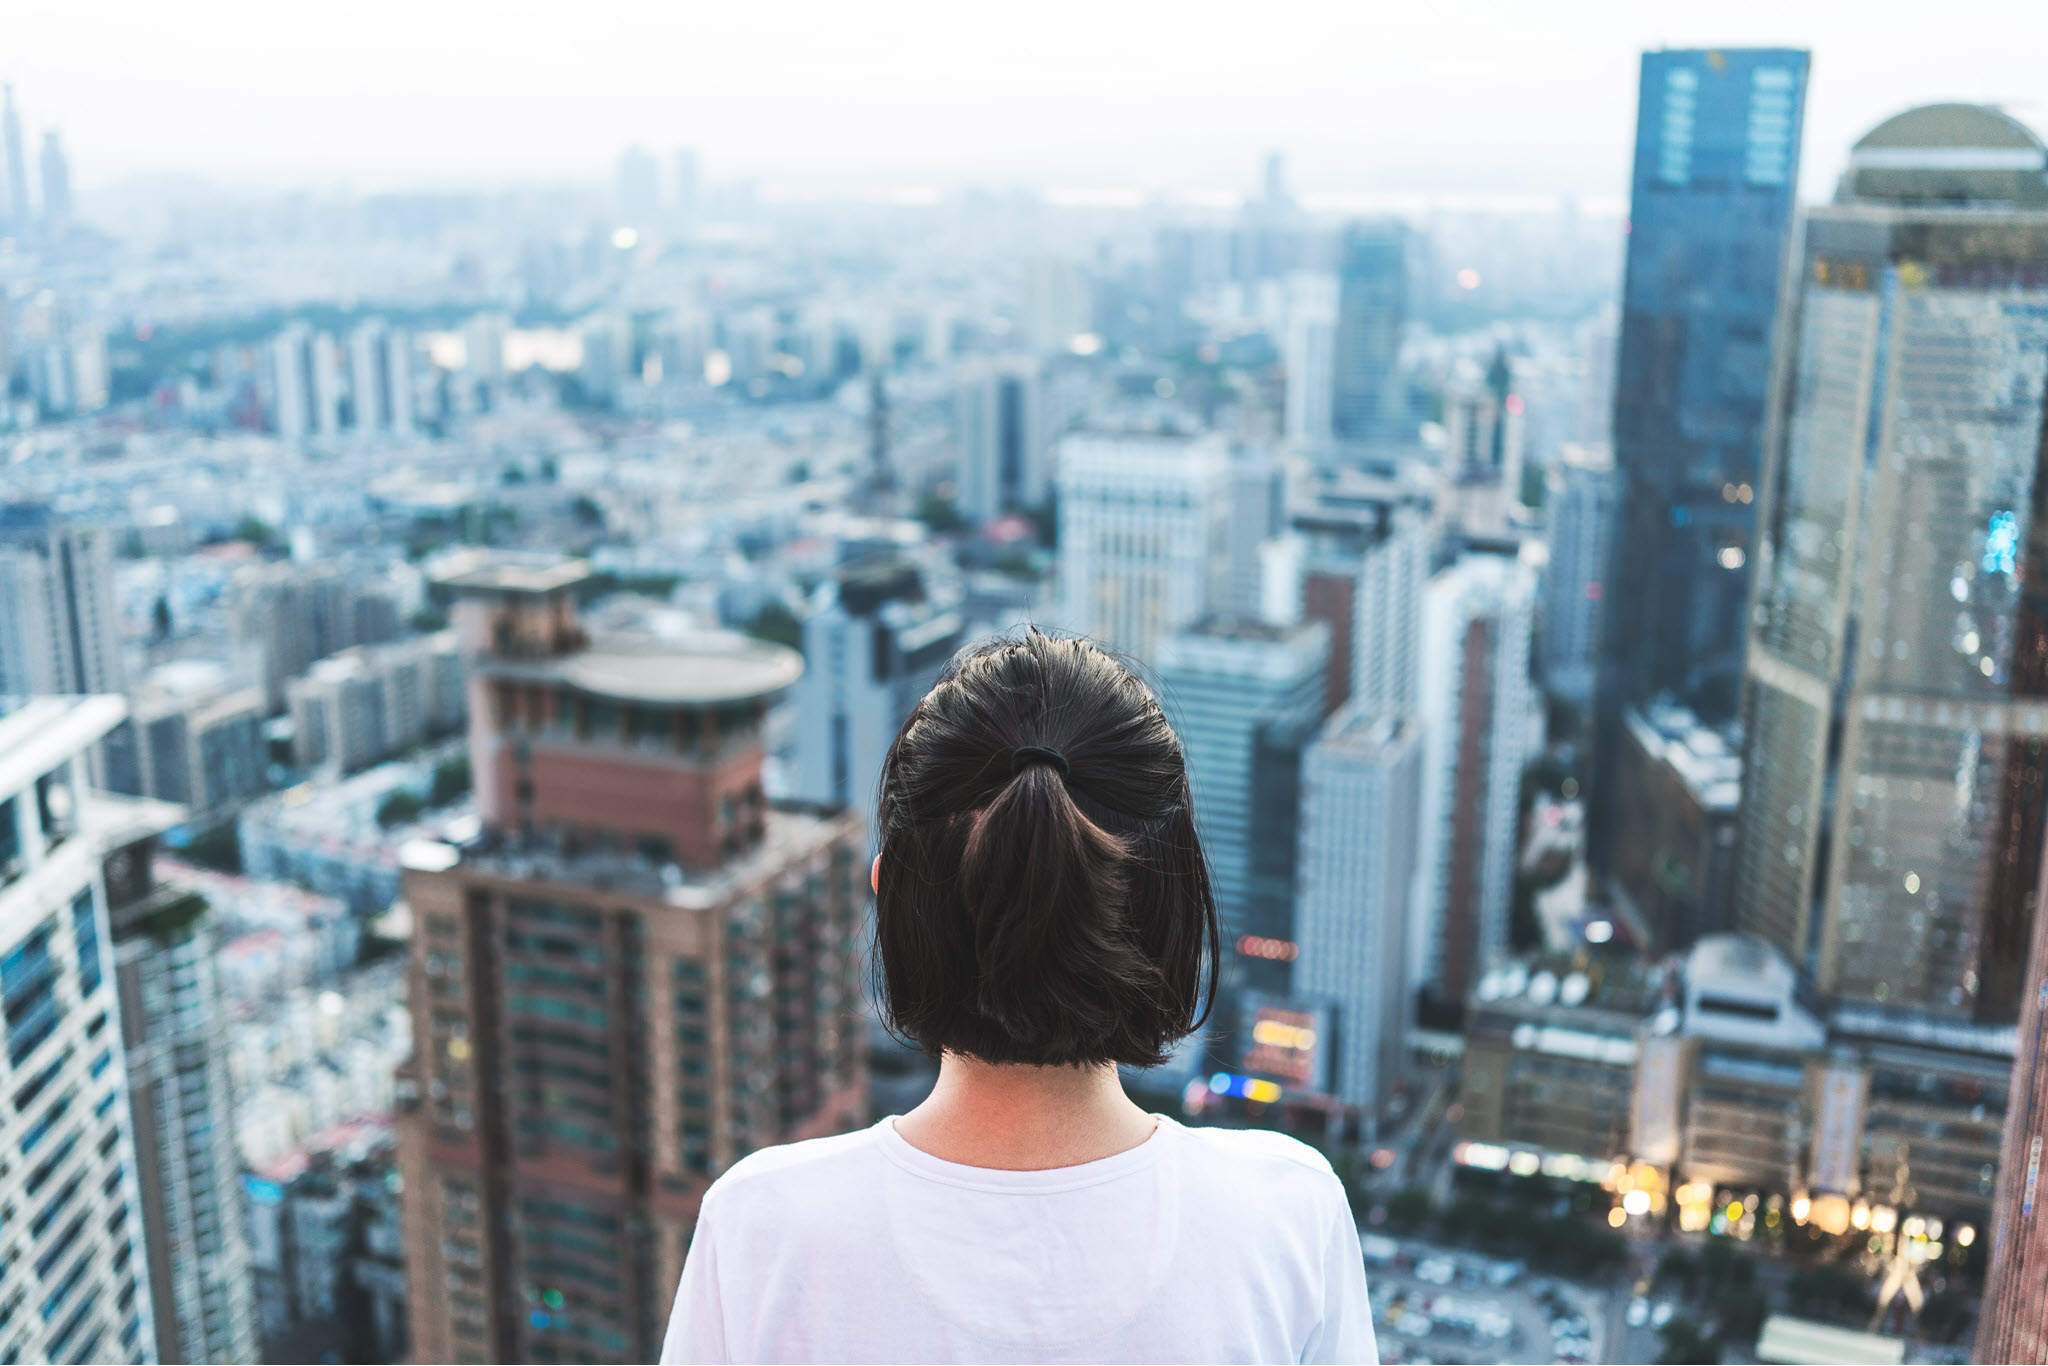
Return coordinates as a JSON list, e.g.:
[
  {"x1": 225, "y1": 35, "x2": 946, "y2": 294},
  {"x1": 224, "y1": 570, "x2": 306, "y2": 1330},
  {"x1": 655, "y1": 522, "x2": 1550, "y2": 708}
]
[
  {"x1": 660, "y1": 1206, "x2": 729, "y2": 1365},
  {"x1": 1302, "y1": 1190, "x2": 1379, "y2": 1365}
]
